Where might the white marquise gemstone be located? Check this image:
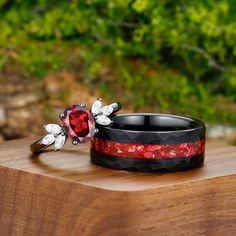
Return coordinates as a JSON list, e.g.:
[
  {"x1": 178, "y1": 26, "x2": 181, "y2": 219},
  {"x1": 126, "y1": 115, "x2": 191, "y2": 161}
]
[
  {"x1": 42, "y1": 134, "x2": 56, "y2": 145},
  {"x1": 91, "y1": 100, "x2": 102, "y2": 115},
  {"x1": 101, "y1": 105, "x2": 113, "y2": 116},
  {"x1": 44, "y1": 124, "x2": 62, "y2": 135},
  {"x1": 54, "y1": 134, "x2": 66, "y2": 150},
  {"x1": 110, "y1": 103, "x2": 119, "y2": 110},
  {"x1": 96, "y1": 115, "x2": 112, "y2": 125}
]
